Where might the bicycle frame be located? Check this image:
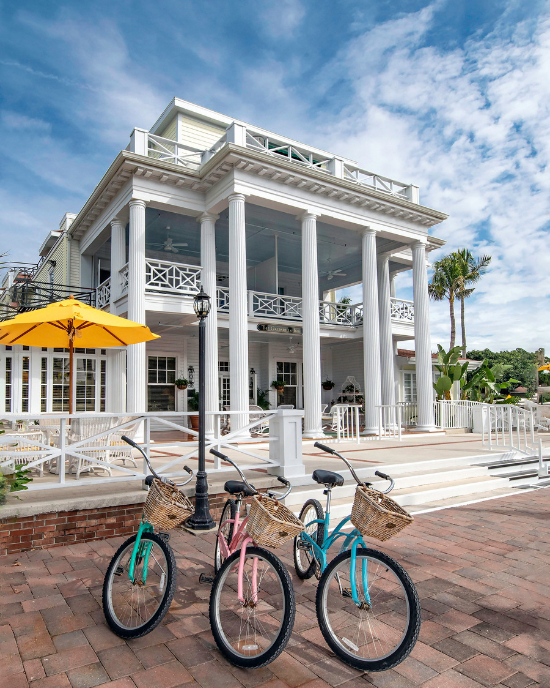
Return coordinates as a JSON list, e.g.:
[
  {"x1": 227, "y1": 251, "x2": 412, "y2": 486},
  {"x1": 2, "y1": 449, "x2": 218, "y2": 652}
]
[
  {"x1": 298, "y1": 509, "x2": 371, "y2": 606},
  {"x1": 128, "y1": 520, "x2": 155, "y2": 583}
]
